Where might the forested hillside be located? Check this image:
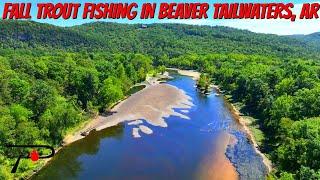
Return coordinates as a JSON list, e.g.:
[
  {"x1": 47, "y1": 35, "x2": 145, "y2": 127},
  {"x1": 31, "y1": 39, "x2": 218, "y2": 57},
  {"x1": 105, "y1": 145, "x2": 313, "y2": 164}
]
[
  {"x1": 1, "y1": 20, "x2": 320, "y2": 59},
  {"x1": 290, "y1": 32, "x2": 320, "y2": 47},
  {"x1": 0, "y1": 20, "x2": 320, "y2": 179}
]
